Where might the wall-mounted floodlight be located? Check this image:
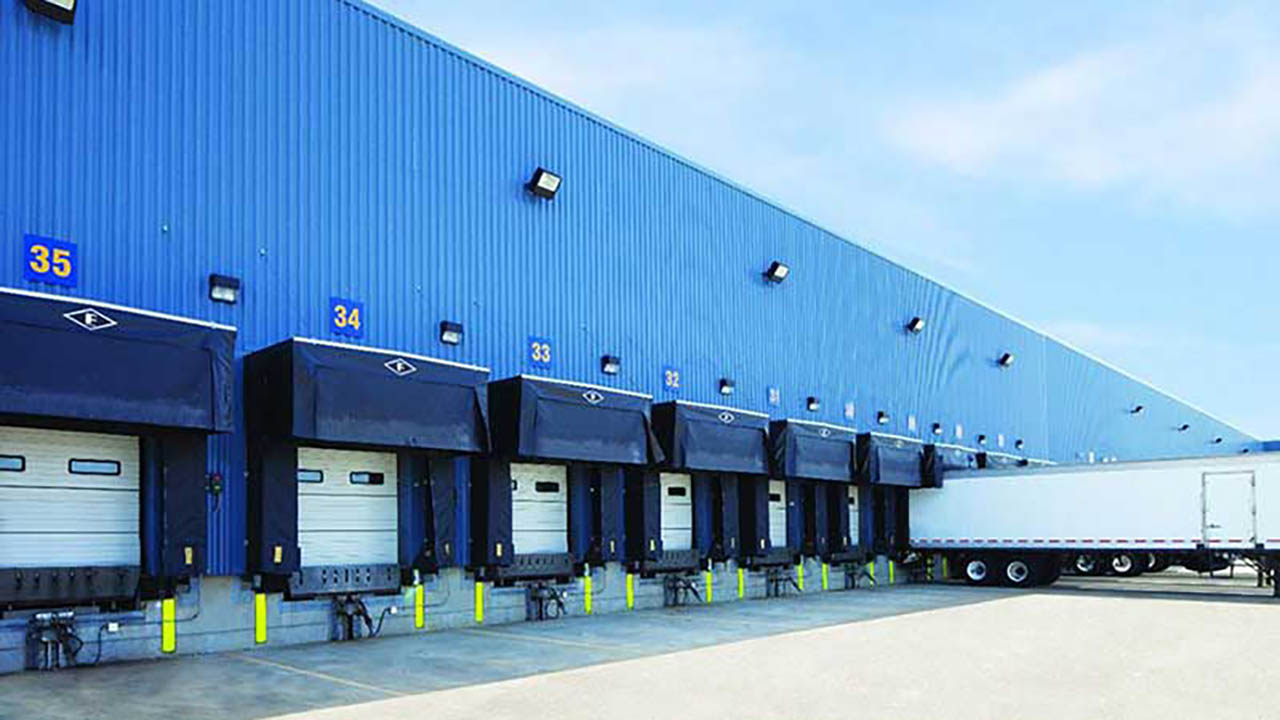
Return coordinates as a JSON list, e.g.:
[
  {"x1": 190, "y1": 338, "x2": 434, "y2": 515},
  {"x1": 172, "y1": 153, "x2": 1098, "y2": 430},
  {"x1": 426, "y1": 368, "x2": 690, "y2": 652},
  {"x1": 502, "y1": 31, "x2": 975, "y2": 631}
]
[
  {"x1": 719, "y1": 378, "x2": 735, "y2": 396},
  {"x1": 527, "y1": 167, "x2": 562, "y2": 199},
  {"x1": 806, "y1": 396, "x2": 820, "y2": 412},
  {"x1": 931, "y1": 423, "x2": 943, "y2": 436},
  {"x1": 977, "y1": 434, "x2": 988, "y2": 446},
  {"x1": 876, "y1": 411, "x2": 890, "y2": 425},
  {"x1": 763, "y1": 261, "x2": 790, "y2": 284},
  {"x1": 997, "y1": 352, "x2": 1015, "y2": 368},
  {"x1": 601, "y1": 355, "x2": 621, "y2": 375},
  {"x1": 1243, "y1": 448, "x2": 1252, "y2": 454},
  {"x1": 25, "y1": 0, "x2": 76, "y2": 24},
  {"x1": 1014, "y1": 439, "x2": 1025, "y2": 450},
  {"x1": 208, "y1": 274, "x2": 241, "y2": 305},
  {"x1": 1131, "y1": 405, "x2": 1145, "y2": 415},
  {"x1": 1177, "y1": 424, "x2": 1190, "y2": 432},
  {"x1": 439, "y1": 321, "x2": 464, "y2": 345},
  {"x1": 1212, "y1": 437, "x2": 1224, "y2": 444},
  {"x1": 906, "y1": 316, "x2": 926, "y2": 334}
]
